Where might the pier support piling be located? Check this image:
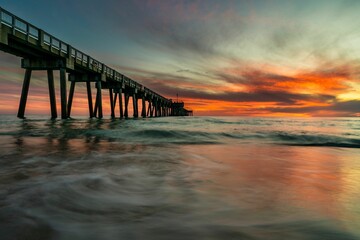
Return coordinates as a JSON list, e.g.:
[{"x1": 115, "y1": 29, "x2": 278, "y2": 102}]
[
  {"x1": 124, "y1": 93, "x2": 129, "y2": 118},
  {"x1": 147, "y1": 101, "x2": 152, "y2": 117},
  {"x1": 133, "y1": 94, "x2": 138, "y2": 118},
  {"x1": 151, "y1": 101, "x2": 155, "y2": 117},
  {"x1": 60, "y1": 68, "x2": 67, "y2": 119},
  {"x1": 141, "y1": 97, "x2": 146, "y2": 118},
  {"x1": 94, "y1": 97, "x2": 98, "y2": 117},
  {"x1": 47, "y1": 70, "x2": 57, "y2": 119},
  {"x1": 109, "y1": 88, "x2": 115, "y2": 119},
  {"x1": 67, "y1": 80, "x2": 76, "y2": 118},
  {"x1": 155, "y1": 101, "x2": 159, "y2": 117},
  {"x1": 17, "y1": 69, "x2": 32, "y2": 119},
  {"x1": 86, "y1": 81, "x2": 94, "y2": 118},
  {"x1": 119, "y1": 89, "x2": 123, "y2": 119},
  {"x1": 95, "y1": 81, "x2": 103, "y2": 119},
  {"x1": 114, "y1": 92, "x2": 118, "y2": 107}
]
